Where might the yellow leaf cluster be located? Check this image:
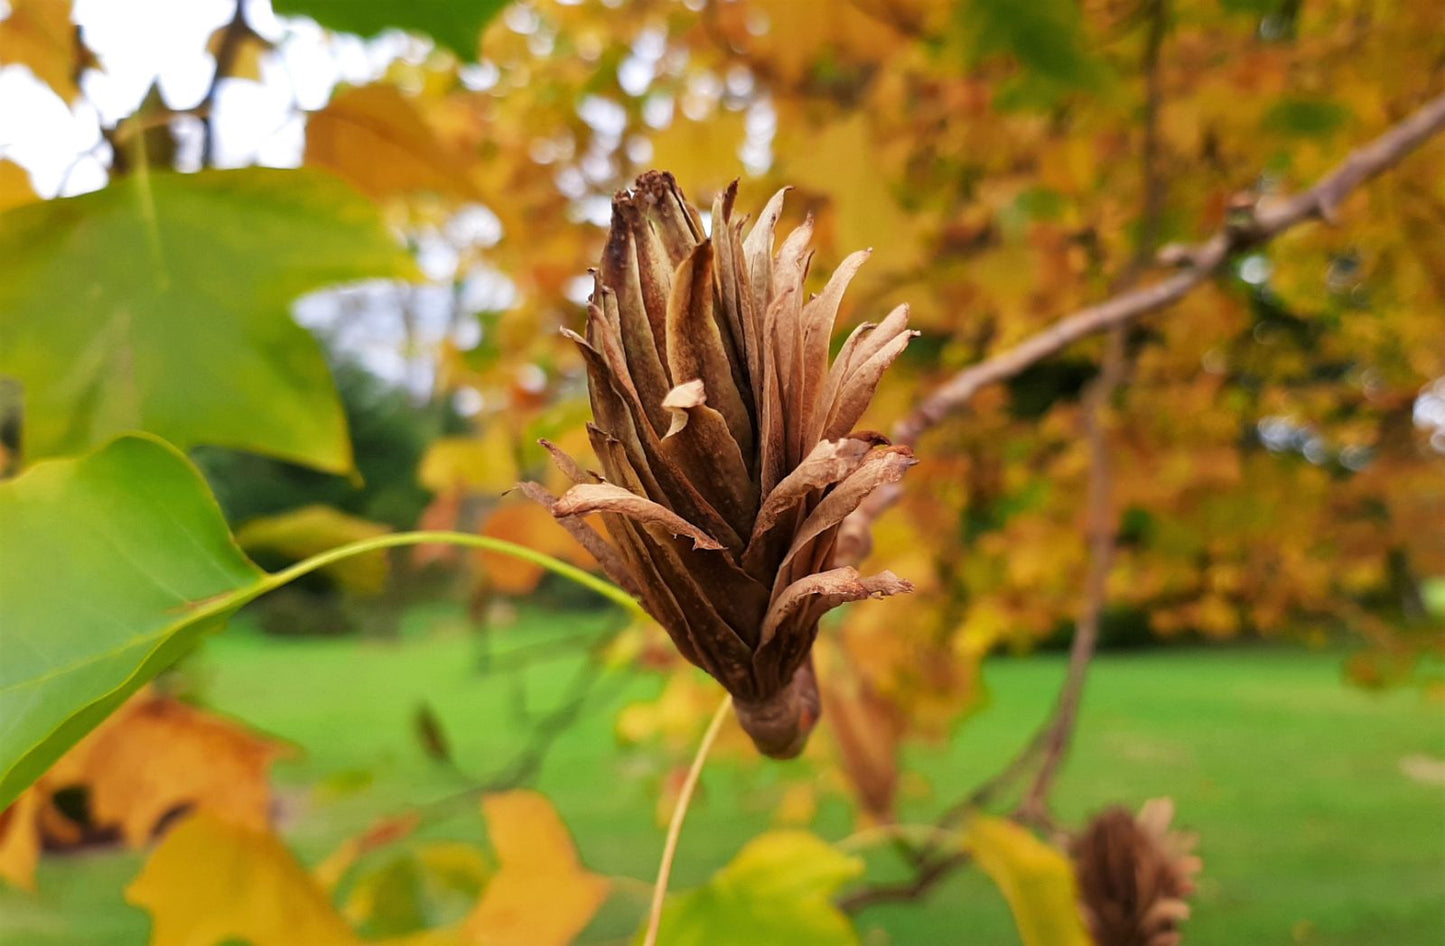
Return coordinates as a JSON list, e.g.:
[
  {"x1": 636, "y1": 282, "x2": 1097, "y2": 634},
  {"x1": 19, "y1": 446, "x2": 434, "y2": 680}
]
[
  {"x1": 0, "y1": 690, "x2": 283, "y2": 889},
  {"x1": 306, "y1": 84, "x2": 481, "y2": 202},
  {"x1": 0, "y1": 0, "x2": 82, "y2": 101},
  {"x1": 235, "y1": 504, "x2": 393, "y2": 595},
  {"x1": 462, "y1": 791, "x2": 610, "y2": 946}
]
